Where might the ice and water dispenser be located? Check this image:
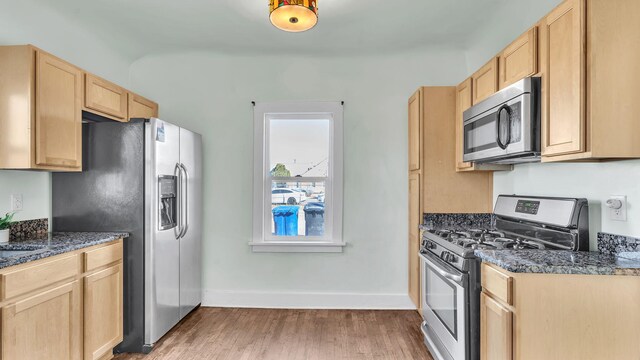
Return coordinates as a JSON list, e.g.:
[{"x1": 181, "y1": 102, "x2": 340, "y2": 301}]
[{"x1": 158, "y1": 175, "x2": 177, "y2": 230}]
